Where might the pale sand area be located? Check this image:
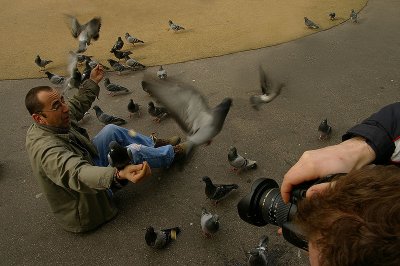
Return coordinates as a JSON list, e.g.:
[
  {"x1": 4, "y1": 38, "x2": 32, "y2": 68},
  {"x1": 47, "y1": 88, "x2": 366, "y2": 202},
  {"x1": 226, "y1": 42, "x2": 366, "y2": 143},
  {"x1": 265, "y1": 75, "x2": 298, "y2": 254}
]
[{"x1": 1, "y1": 0, "x2": 366, "y2": 80}]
